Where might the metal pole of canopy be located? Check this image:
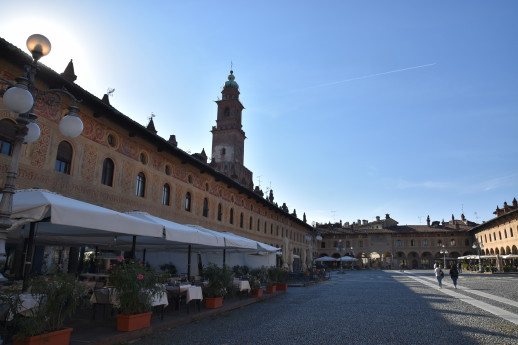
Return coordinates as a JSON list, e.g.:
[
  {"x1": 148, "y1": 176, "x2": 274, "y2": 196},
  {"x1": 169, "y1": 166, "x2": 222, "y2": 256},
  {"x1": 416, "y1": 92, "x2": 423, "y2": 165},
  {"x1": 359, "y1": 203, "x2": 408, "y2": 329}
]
[
  {"x1": 22, "y1": 222, "x2": 35, "y2": 292},
  {"x1": 131, "y1": 235, "x2": 136, "y2": 259},
  {"x1": 187, "y1": 245, "x2": 192, "y2": 280}
]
